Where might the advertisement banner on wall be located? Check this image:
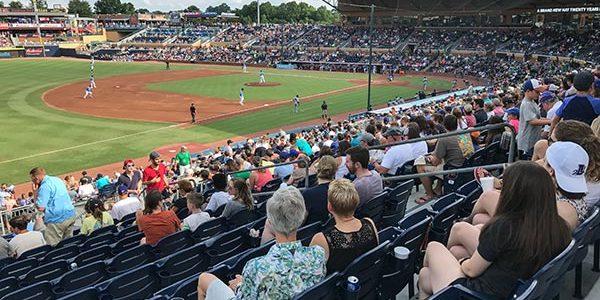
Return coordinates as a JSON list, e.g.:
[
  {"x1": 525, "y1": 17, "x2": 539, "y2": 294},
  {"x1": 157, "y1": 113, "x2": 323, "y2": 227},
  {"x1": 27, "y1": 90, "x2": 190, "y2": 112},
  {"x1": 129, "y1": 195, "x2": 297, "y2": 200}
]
[
  {"x1": 0, "y1": 23, "x2": 8, "y2": 30},
  {"x1": 24, "y1": 45, "x2": 60, "y2": 57}
]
